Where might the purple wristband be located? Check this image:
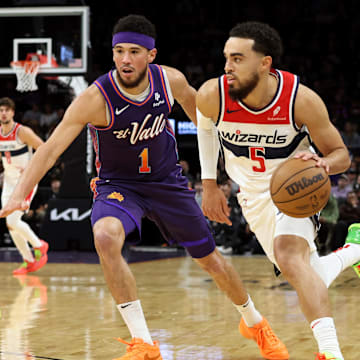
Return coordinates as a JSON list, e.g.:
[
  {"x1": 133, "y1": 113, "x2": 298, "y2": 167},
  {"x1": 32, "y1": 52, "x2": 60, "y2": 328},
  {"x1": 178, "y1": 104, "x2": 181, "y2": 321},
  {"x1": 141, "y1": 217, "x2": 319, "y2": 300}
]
[{"x1": 112, "y1": 32, "x2": 155, "y2": 50}]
